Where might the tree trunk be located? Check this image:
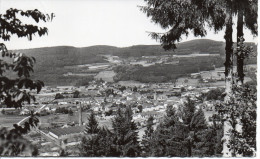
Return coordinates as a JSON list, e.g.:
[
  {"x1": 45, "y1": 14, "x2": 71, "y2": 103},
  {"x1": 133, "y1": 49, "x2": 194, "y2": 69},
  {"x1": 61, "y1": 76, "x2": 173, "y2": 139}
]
[
  {"x1": 223, "y1": 0, "x2": 234, "y2": 157},
  {"x1": 237, "y1": 8, "x2": 244, "y2": 84},
  {"x1": 187, "y1": 140, "x2": 192, "y2": 157},
  {"x1": 235, "y1": 7, "x2": 244, "y2": 157}
]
